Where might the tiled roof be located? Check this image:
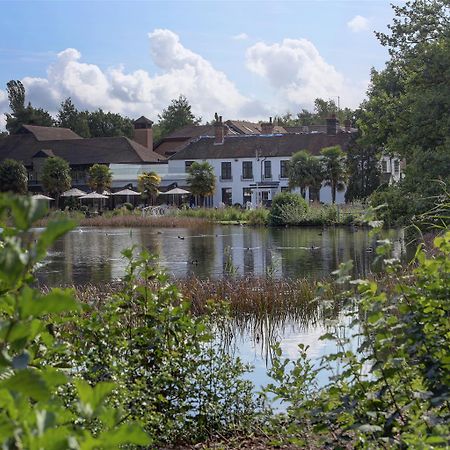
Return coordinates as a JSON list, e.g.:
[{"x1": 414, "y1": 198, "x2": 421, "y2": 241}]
[
  {"x1": 226, "y1": 120, "x2": 287, "y2": 135},
  {"x1": 170, "y1": 132, "x2": 354, "y2": 160},
  {"x1": 19, "y1": 124, "x2": 82, "y2": 141},
  {"x1": 0, "y1": 128, "x2": 165, "y2": 166}
]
